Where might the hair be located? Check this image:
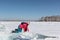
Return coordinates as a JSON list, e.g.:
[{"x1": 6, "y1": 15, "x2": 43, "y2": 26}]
[{"x1": 21, "y1": 22, "x2": 26, "y2": 24}]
